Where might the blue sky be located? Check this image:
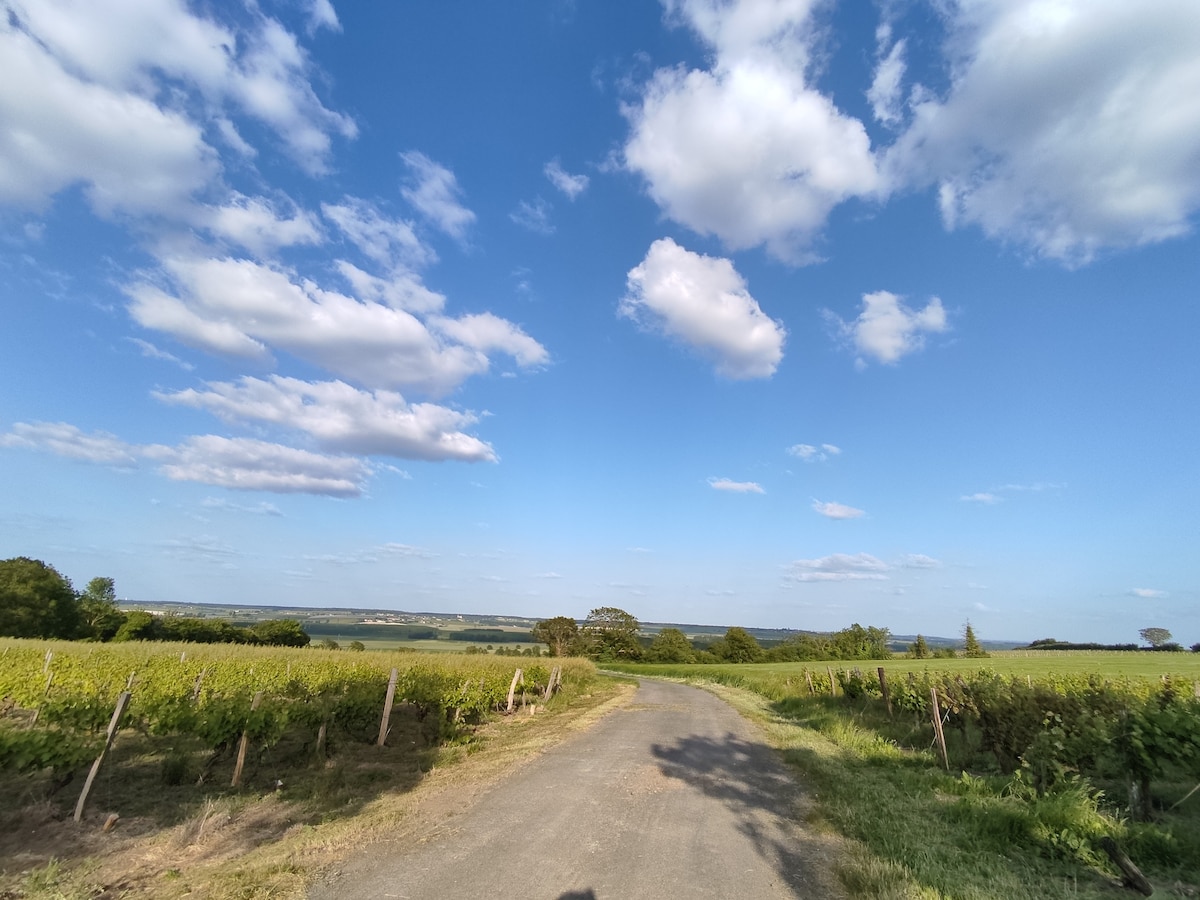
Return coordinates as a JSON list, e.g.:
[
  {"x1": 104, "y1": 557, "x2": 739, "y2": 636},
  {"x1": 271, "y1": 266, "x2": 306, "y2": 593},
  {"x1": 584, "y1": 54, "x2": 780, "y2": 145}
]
[{"x1": 2, "y1": 0, "x2": 1197, "y2": 643}]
